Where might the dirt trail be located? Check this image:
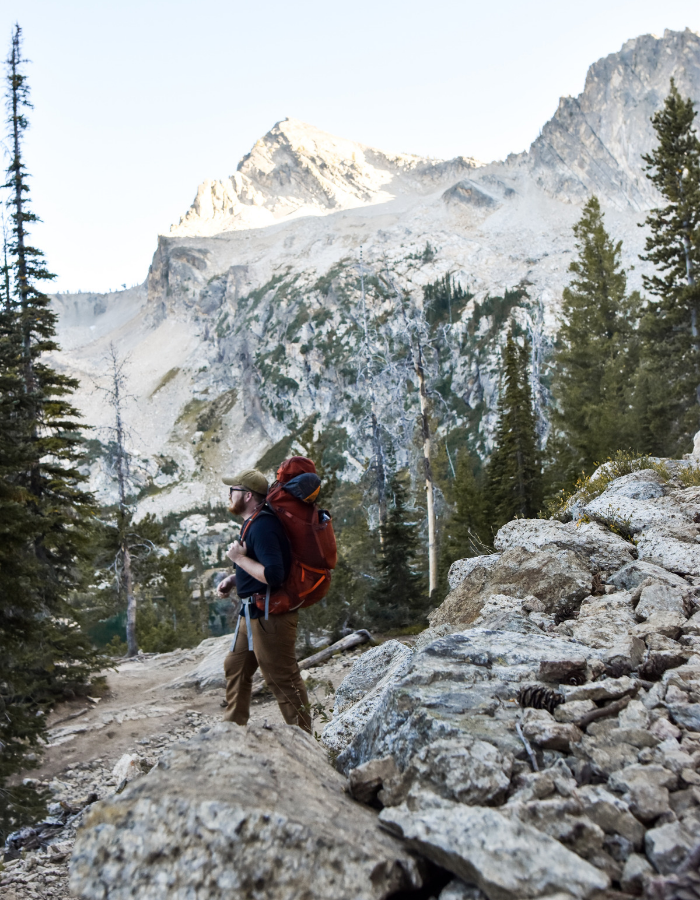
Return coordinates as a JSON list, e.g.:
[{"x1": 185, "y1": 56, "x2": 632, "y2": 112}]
[{"x1": 2, "y1": 636, "x2": 369, "y2": 900}]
